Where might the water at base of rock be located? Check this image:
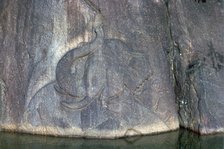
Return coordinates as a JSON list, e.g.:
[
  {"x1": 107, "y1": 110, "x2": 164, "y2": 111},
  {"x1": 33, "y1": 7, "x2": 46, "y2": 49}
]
[{"x1": 0, "y1": 129, "x2": 223, "y2": 149}]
